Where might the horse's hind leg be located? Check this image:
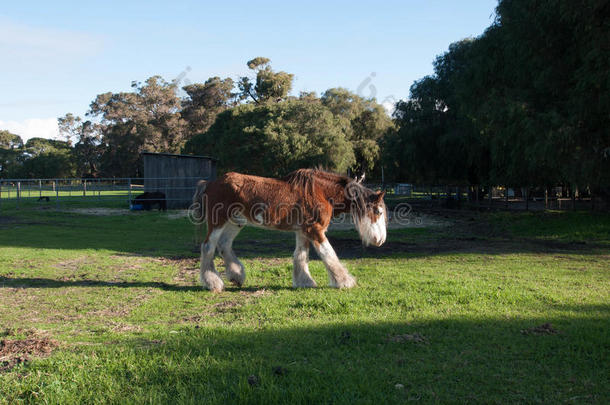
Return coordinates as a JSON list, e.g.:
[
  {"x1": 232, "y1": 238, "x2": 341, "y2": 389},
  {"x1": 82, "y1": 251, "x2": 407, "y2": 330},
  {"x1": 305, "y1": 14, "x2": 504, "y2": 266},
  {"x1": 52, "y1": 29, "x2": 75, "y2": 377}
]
[
  {"x1": 217, "y1": 222, "x2": 246, "y2": 286},
  {"x1": 200, "y1": 224, "x2": 225, "y2": 292},
  {"x1": 293, "y1": 232, "x2": 317, "y2": 288}
]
